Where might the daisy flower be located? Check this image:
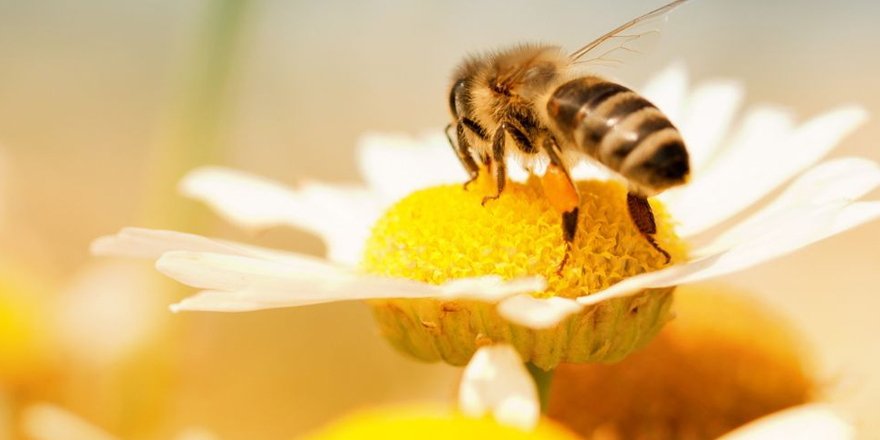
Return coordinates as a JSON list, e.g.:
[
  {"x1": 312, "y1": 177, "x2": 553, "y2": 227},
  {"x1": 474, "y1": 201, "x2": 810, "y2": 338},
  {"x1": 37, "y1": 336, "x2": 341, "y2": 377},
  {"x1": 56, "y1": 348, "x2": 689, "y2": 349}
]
[{"x1": 93, "y1": 64, "x2": 880, "y2": 371}]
